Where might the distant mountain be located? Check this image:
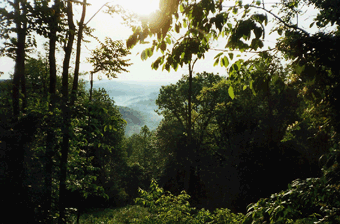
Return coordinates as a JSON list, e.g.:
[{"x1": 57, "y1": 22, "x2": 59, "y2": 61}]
[
  {"x1": 118, "y1": 106, "x2": 148, "y2": 136},
  {"x1": 85, "y1": 80, "x2": 172, "y2": 136}
]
